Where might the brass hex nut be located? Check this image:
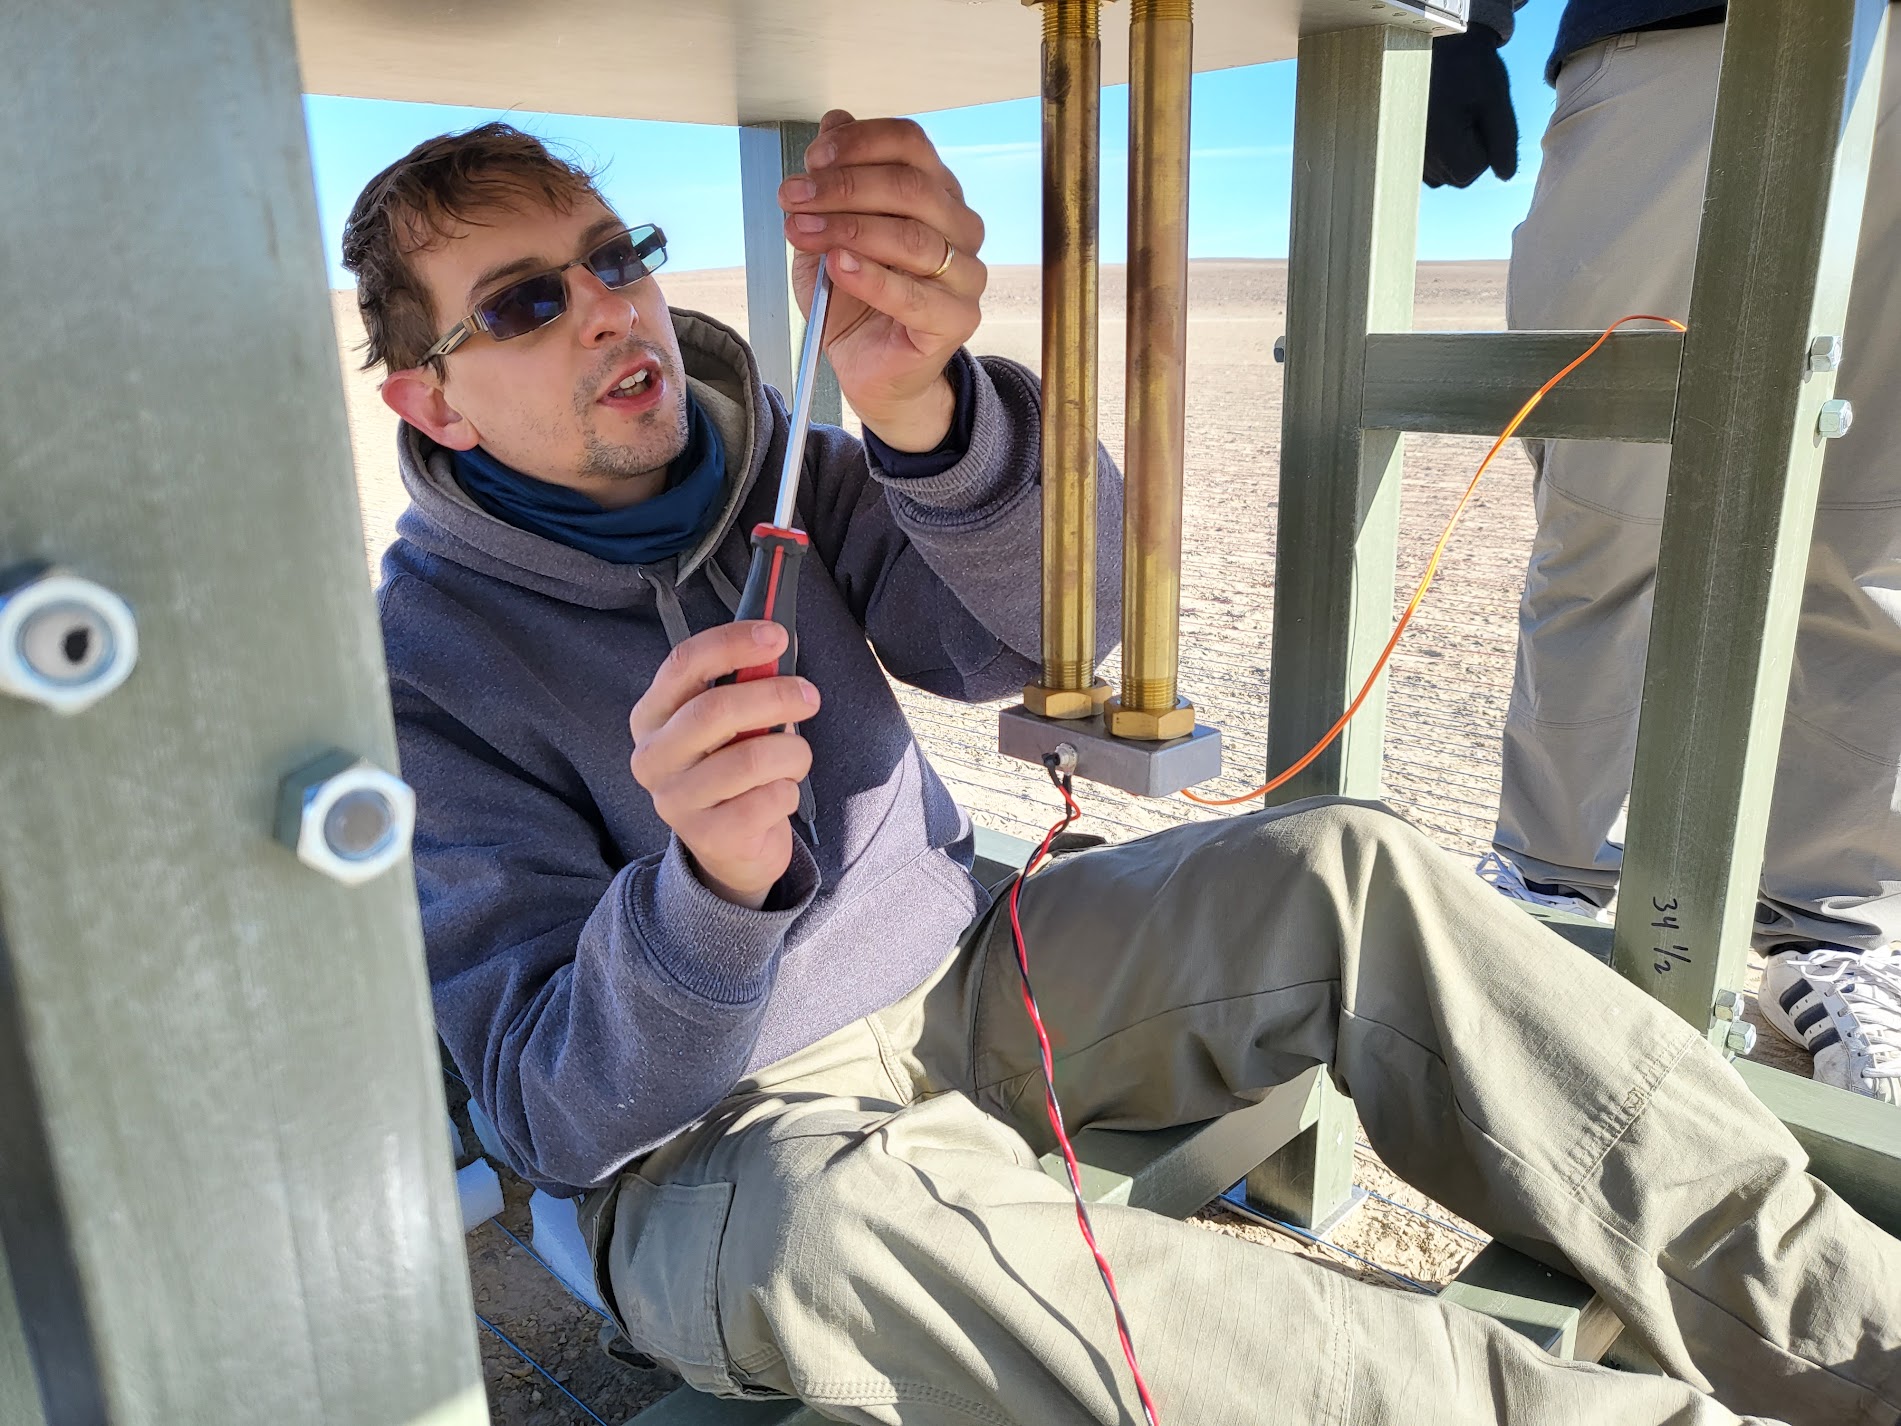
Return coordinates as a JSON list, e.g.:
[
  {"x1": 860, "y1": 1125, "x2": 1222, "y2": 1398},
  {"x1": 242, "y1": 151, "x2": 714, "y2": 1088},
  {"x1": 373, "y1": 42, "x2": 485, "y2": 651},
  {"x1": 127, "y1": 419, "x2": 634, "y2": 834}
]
[
  {"x1": 276, "y1": 749, "x2": 416, "y2": 887},
  {"x1": 1022, "y1": 679, "x2": 1112, "y2": 721},
  {"x1": 1105, "y1": 696, "x2": 1196, "y2": 741}
]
